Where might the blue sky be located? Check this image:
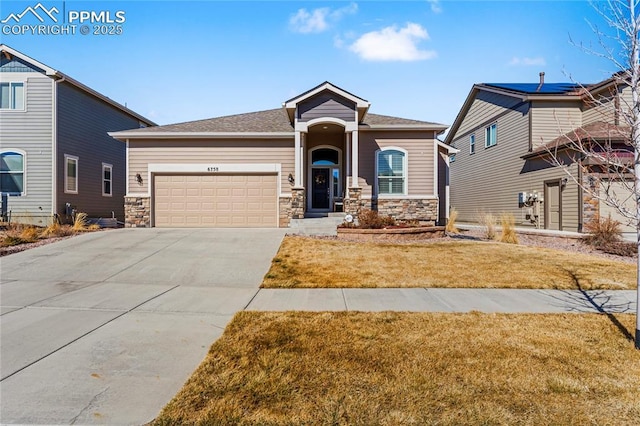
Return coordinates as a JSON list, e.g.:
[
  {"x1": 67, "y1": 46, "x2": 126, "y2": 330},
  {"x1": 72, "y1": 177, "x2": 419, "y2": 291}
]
[{"x1": 0, "y1": 1, "x2": 621, "y2": 127}]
